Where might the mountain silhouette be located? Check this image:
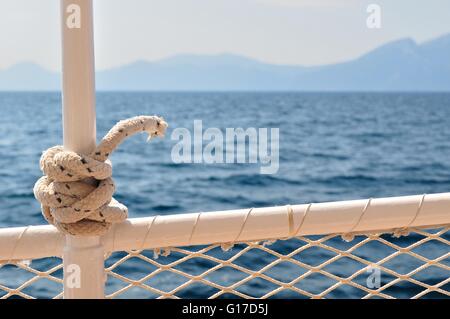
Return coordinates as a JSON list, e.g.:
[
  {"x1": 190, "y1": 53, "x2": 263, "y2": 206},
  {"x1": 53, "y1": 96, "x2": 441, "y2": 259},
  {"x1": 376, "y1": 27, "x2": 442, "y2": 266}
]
[{"x1": 1, "y1": 34, "x2": 449, "y2": 91}]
